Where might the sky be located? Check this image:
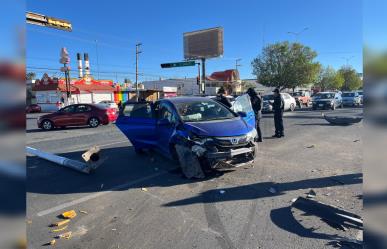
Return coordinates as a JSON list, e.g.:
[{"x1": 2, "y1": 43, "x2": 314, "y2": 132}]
[{"x1": 24, "y1": 0, "x2": 362, "y2": 82}]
